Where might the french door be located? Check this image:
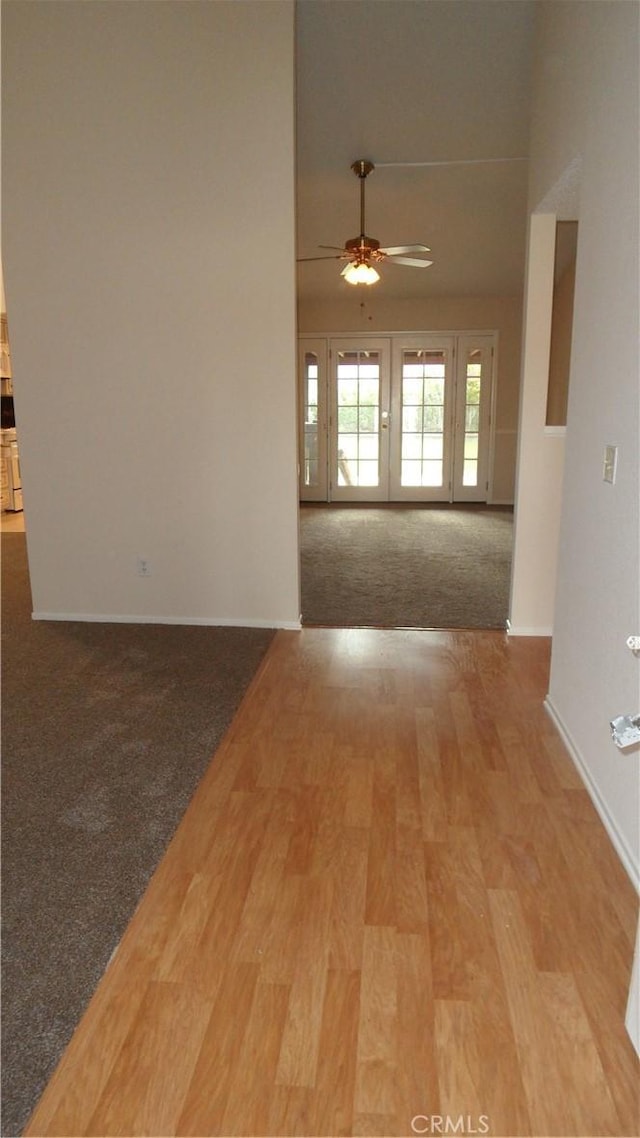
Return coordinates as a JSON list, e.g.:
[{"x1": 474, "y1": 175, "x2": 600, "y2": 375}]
[
  {"x1": 298, "y1": 333, "x2": 495, "y2": 503},
  {"x1": 389, "y1": 335, "x2": 454, "y2": 501},
  {"x1": 329, "y1": 338, "x2": 391, "y2": 502}
]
